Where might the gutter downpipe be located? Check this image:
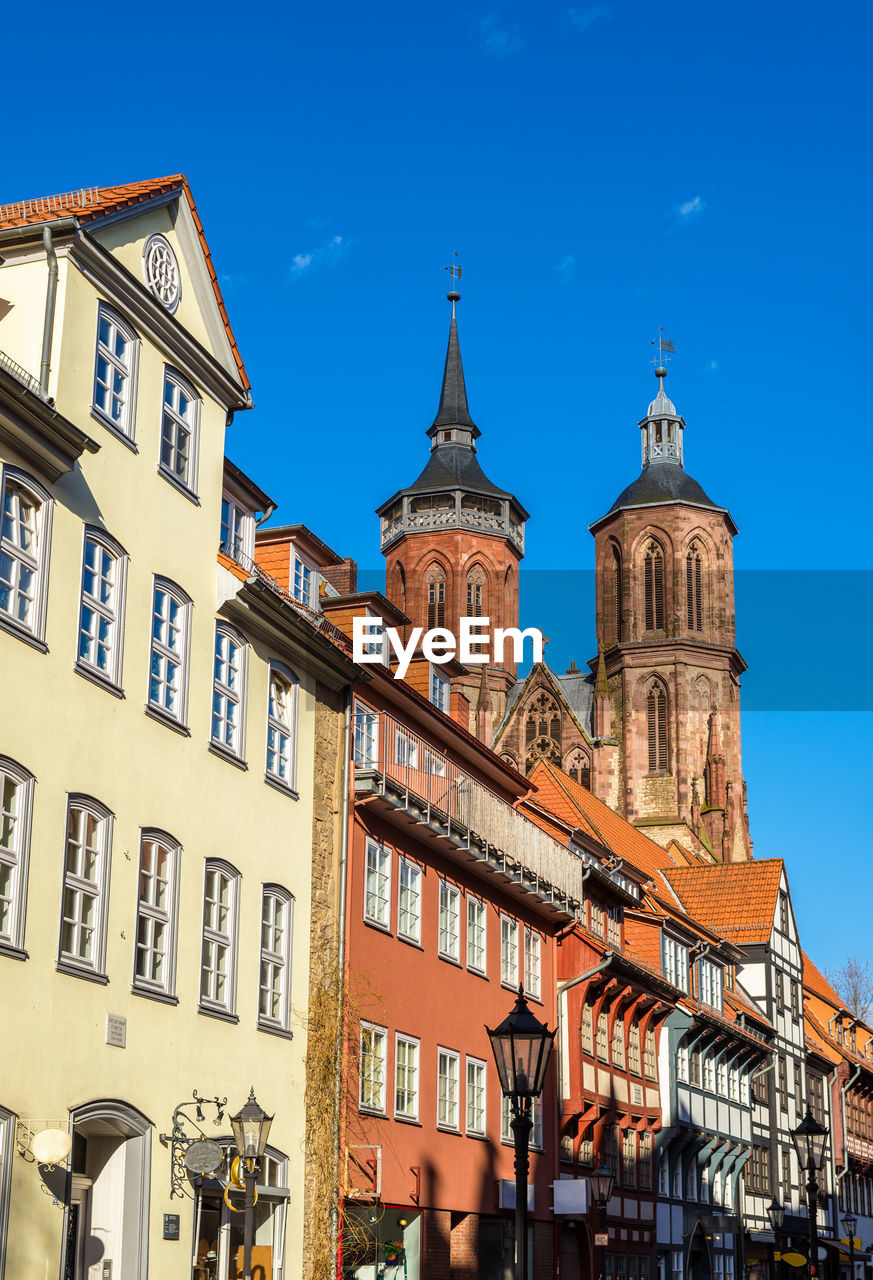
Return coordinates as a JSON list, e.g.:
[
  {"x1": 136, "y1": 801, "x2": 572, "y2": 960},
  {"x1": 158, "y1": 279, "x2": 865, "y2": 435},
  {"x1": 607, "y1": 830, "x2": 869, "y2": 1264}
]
[
  {"x1": 554, "y1": 953, "x2": 614, "y2": 1280},
  {"x1": 837, "y1": 1061, "x2": 863, "y2": 1197},
  {"x1": 331, "y1": 692, "x2": 353, "y2": 1279},
  {"x1": 39, "y1": 225, "x2": 58, "y2": 397}
]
